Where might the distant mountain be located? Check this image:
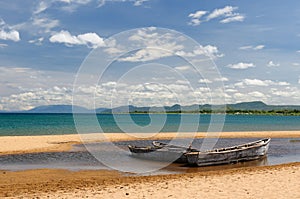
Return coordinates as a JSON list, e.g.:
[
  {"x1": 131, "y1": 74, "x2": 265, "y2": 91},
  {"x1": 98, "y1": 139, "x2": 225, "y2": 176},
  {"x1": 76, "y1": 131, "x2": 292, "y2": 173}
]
[
  {"x1": 24, "y1": 105, "x2": 91, "y2": 113},
  {"x1": 227, "y1": 101, "x2": 269, "y2": 110},
  {"x1": 2, "y1": 101, "x2": 300, "y2": 114},
  {"x1": 227, "y1": 101, "x2": 300, "y2": 111},
  {"x1": 102, "y1": 101, "x2": 300, "y2": 113}
]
